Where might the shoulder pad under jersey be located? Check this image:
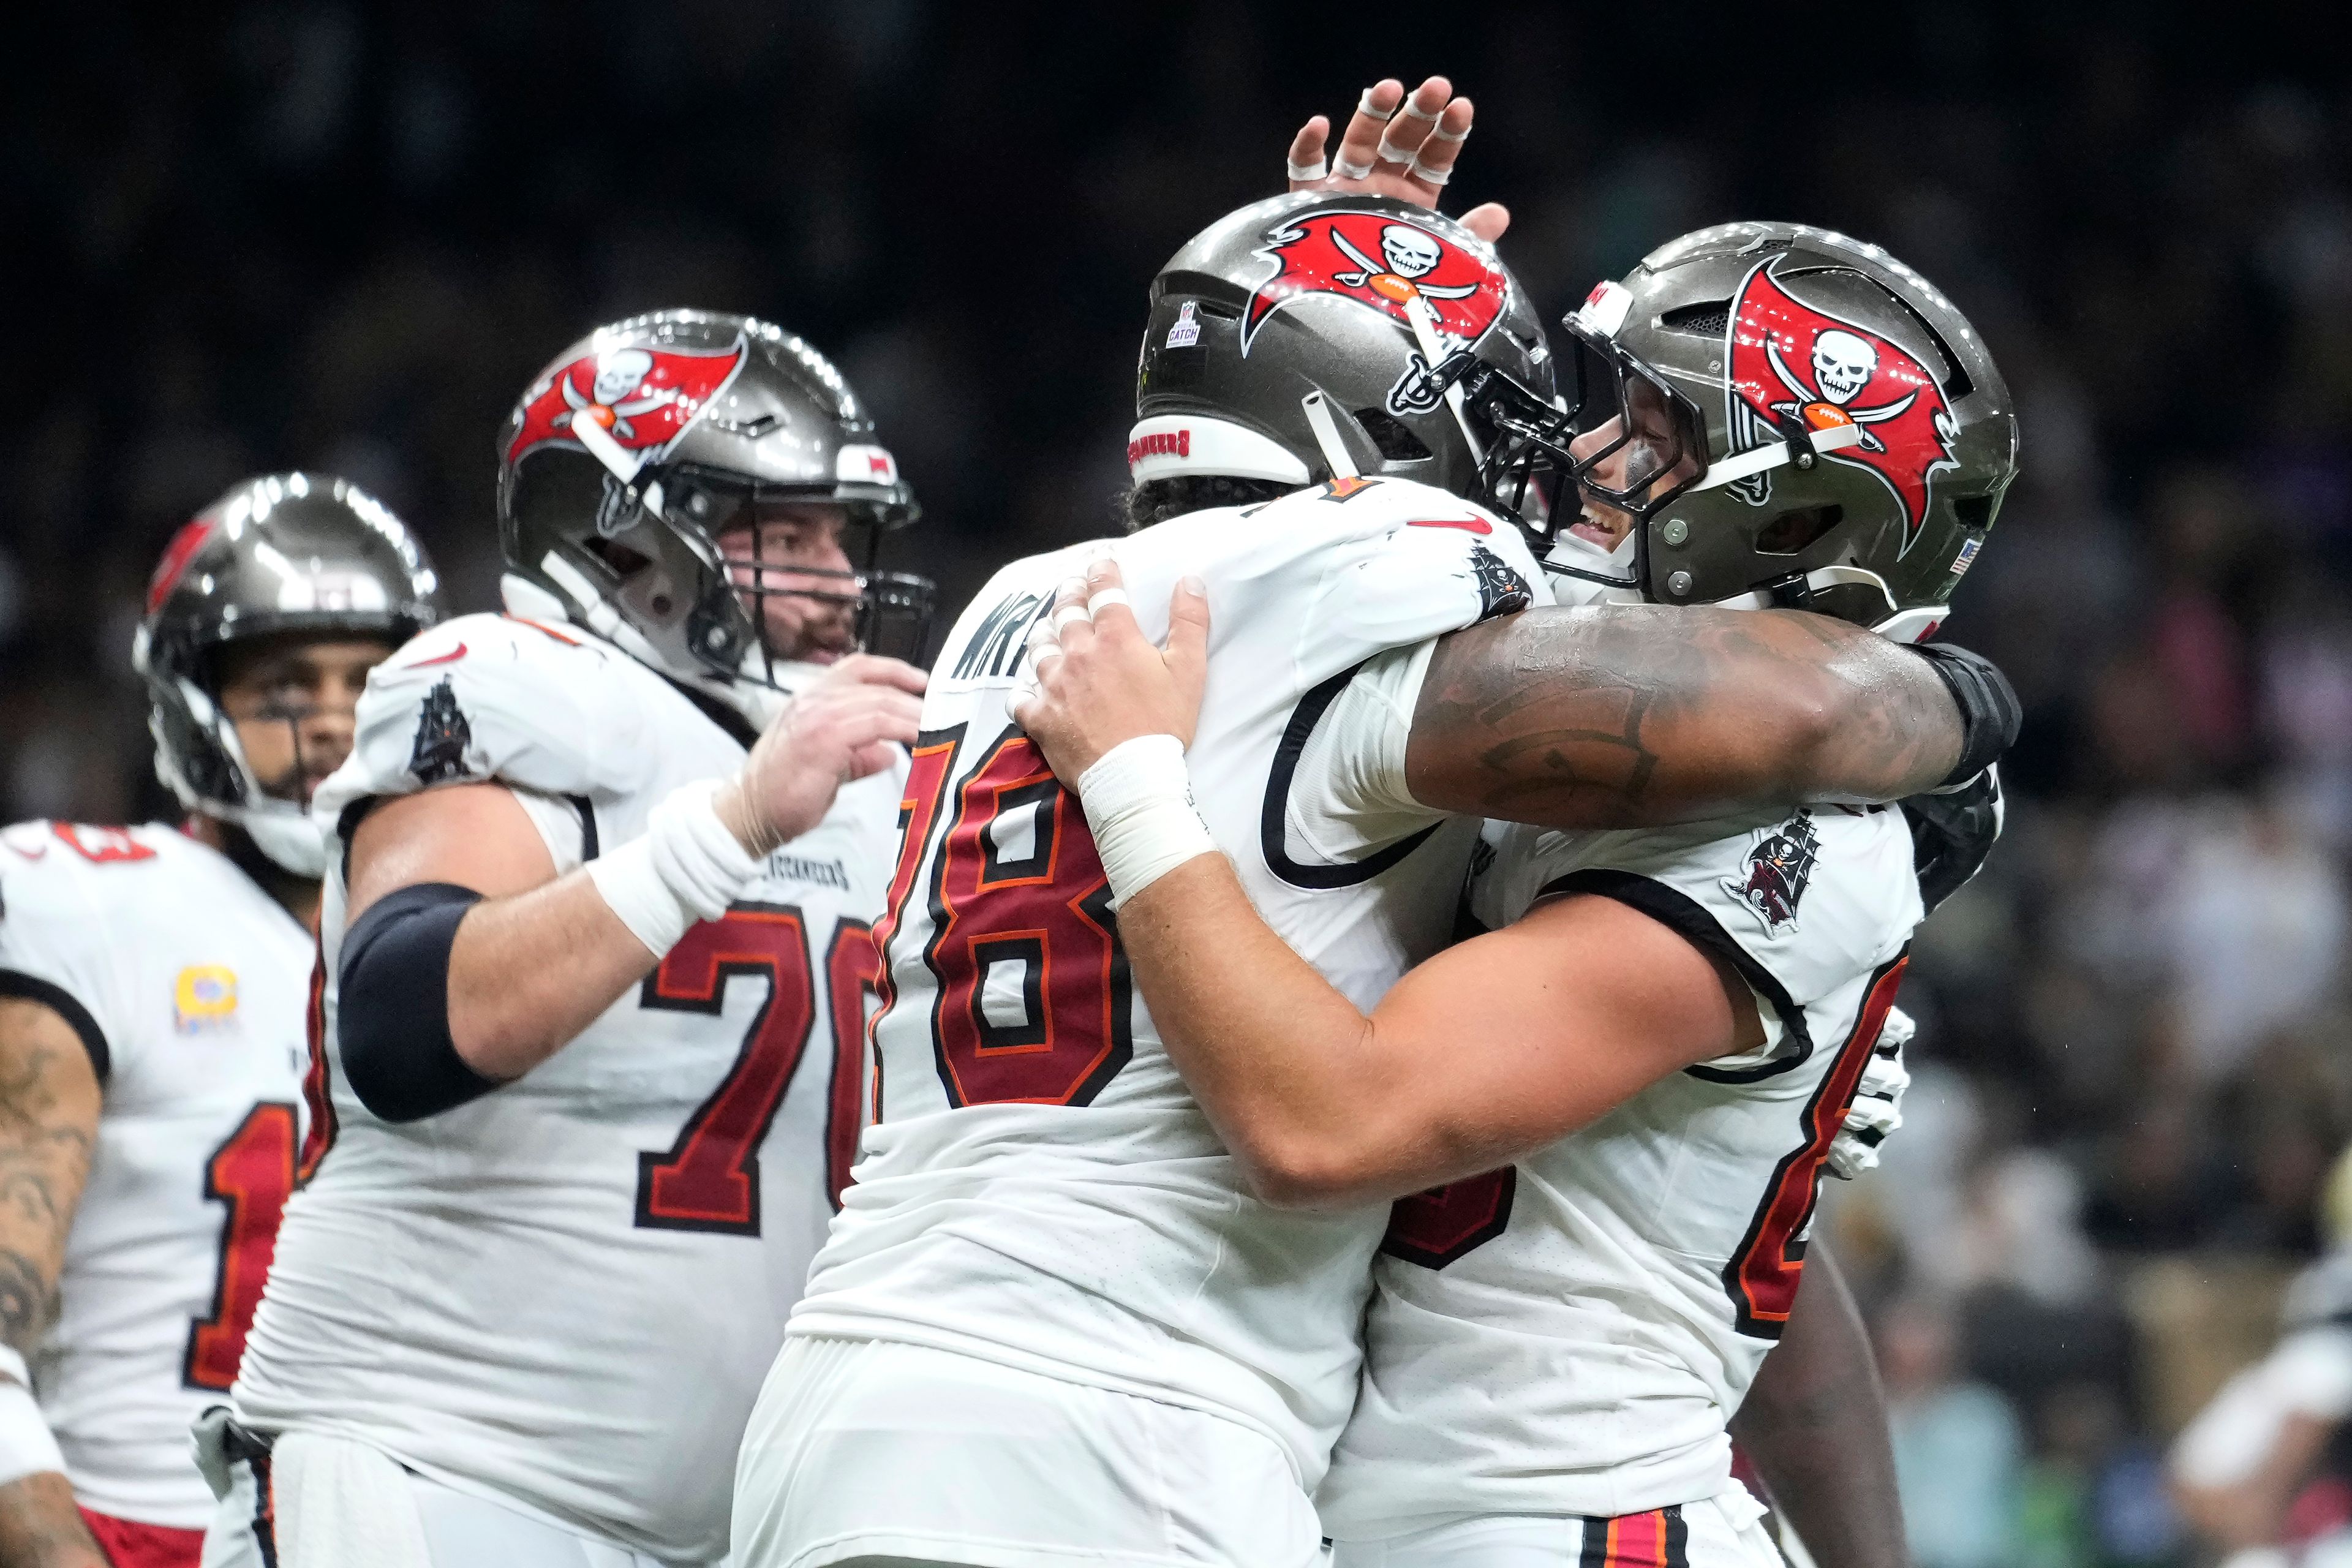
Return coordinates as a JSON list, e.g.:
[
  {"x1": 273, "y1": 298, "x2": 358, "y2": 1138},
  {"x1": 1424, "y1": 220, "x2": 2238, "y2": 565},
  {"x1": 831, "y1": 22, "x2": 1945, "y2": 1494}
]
[
  {"x1": 317, "y1": 613, "x2": 662, "y2": 821},
  {"x1": 0, "y1": 821, "x2": 188, "y2": 1071},
  {"x1": 1270, "y1": 477, "x2": 1548, "y2": 652},
  {"x1": 1505, "y1": 809, "x2": 1921, "y2": 1012}
]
